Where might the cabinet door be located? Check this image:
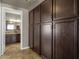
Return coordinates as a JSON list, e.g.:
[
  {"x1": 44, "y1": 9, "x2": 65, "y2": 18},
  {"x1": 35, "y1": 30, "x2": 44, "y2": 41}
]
[
  {"x1": 77, "y1": 19, "x2": 79, "y2": 59},
  {"x1": 34, "y1": 24, "x2": 41, "y2": 54},
  {"x1": 34, "y1": 6, "x2": 40, "y2": 24},
  {"x1": 53, "y1": 0, "x2": 75, "y2": 19},
  {"x1": 53, "y1": 19, "x2": 77, "y2": 59},
  {"x1": 29, "y1": 10, "x2": 34, "y2": 49},
  {"x1": 41, "y1": 0, "x2": 52, "y2": 22},
  {"x1": 78, "y1": 0, "x2": 79, "y2": 15},
  {"x1": 16, "y1": 34, "x2": 20, "y2": 42},
  {"x1": 29, "y1": 25, "x2": 34, "y2": 49},
  {"x1": 29, "y1": 11, "x2": 33, "y2": 25},
  {"x1": 41, "y1": 23, "x2": 52, "y2": 59}
]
